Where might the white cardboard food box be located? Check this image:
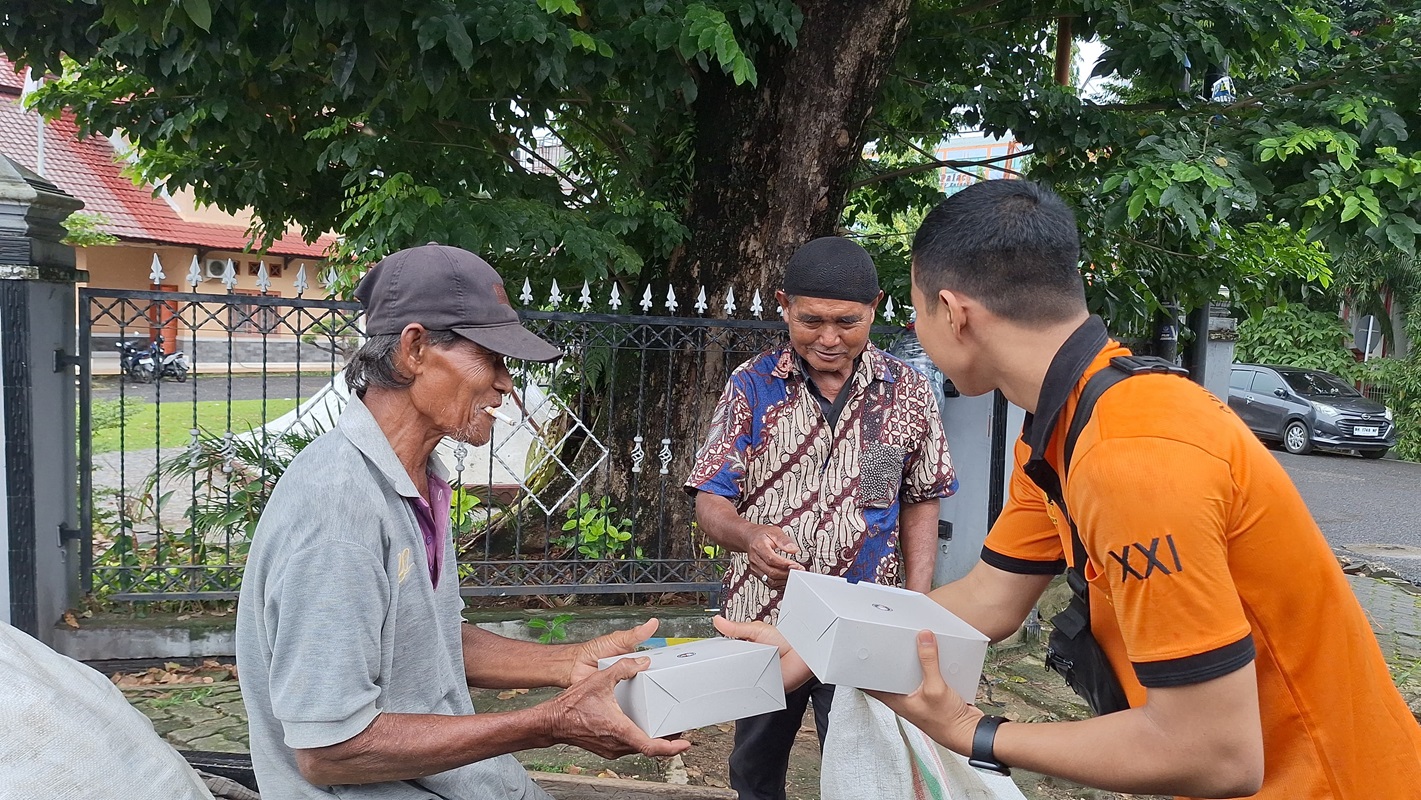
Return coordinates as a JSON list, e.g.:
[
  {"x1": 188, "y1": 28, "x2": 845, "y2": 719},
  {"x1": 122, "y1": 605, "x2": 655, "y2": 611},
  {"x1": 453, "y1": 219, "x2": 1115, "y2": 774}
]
[
  {"x1": 597, "y1": 637, "x2": 786, "y2": 738},
  {"x1": 778, "y1": 571, "x2": 989, "y2": 697}
]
